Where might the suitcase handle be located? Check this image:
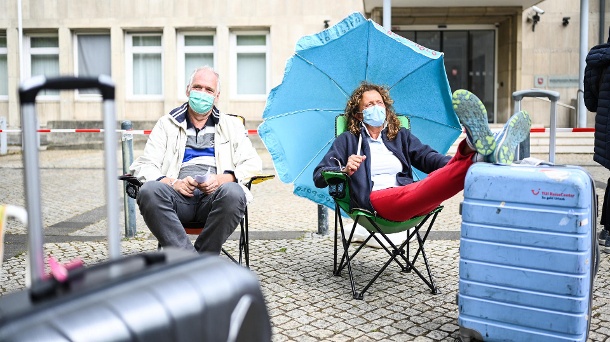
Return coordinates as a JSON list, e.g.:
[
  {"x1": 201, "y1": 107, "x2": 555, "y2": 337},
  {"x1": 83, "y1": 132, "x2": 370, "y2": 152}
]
[
  {"x1": 19, "y1": 75, "x2": 120, "y2": 286},
  {"x1": 512, "y1": 89, "x2": 560, "y2": 102},
  {"x1": 19, "y1": 75, "x2": 115, "y2": 104},
  {"x1": 29, "y1": 252, "x2": 167, "y2": 302},
  {"x1": 512, "y1": 89, "x2": 560, "y2": 164}
]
